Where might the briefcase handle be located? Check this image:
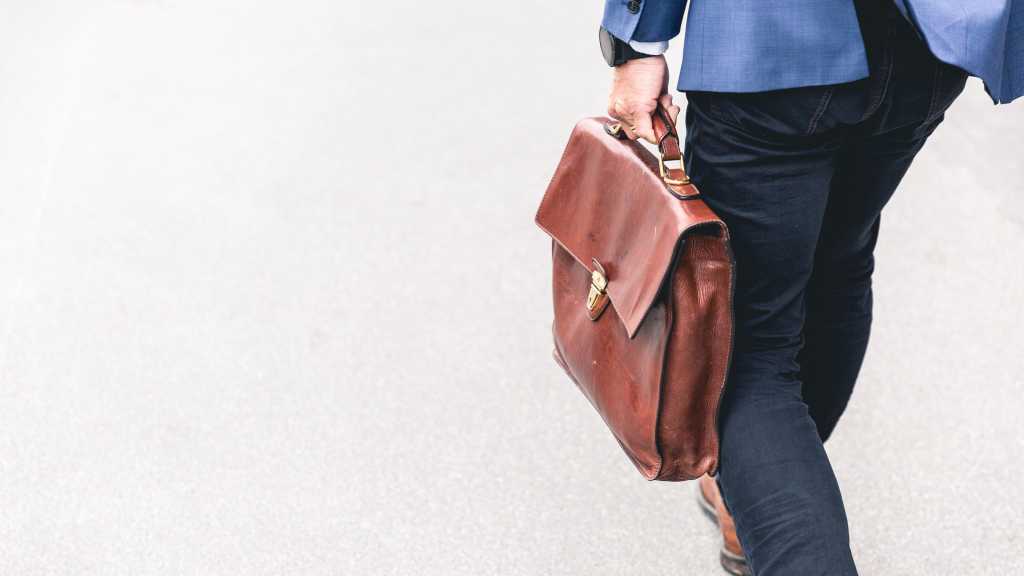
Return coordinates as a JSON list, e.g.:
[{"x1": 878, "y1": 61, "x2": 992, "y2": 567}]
[
  {"x1": 604, "y1": 104, "x2": 697, "y2": 197},
  {"x1": 650, "y1": 104, "x2": 693, "y2": 191}
]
